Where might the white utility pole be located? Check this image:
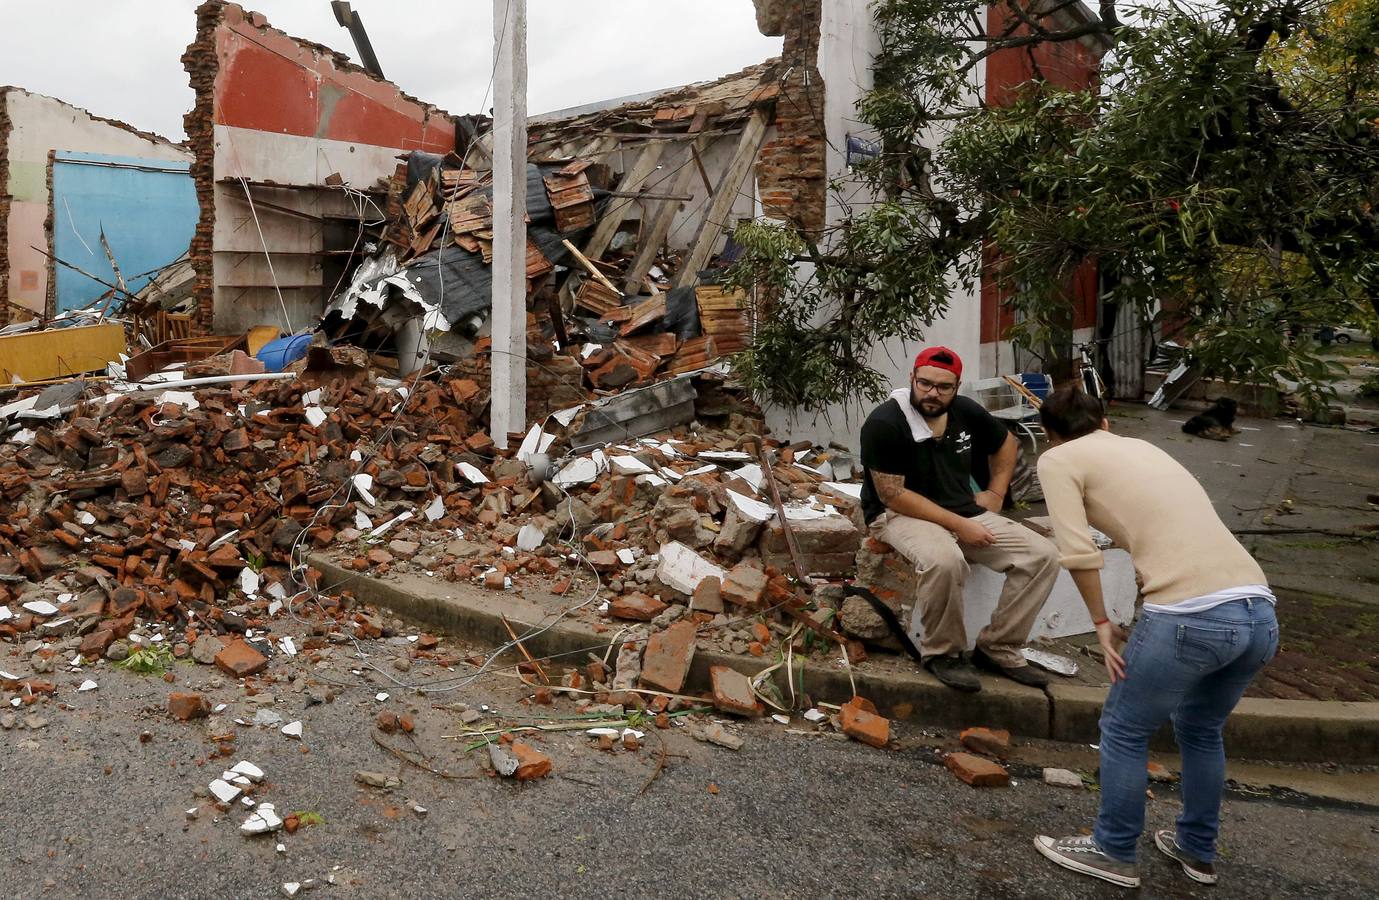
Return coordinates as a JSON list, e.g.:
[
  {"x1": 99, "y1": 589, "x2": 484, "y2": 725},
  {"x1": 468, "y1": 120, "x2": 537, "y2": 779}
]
[{"x1": 490, "y1": 0, "x2": 527, "y2": 449}]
